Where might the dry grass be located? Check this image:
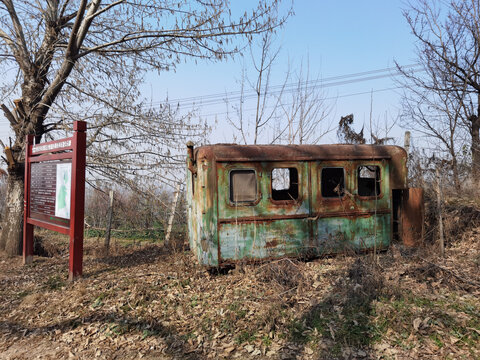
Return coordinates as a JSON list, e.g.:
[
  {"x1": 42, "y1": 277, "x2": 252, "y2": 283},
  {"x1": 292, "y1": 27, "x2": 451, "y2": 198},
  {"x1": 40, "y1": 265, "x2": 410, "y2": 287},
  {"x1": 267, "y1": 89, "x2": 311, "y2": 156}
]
[{"x1": 0, "y1": 225, "x2": 479, "y2": 359}]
